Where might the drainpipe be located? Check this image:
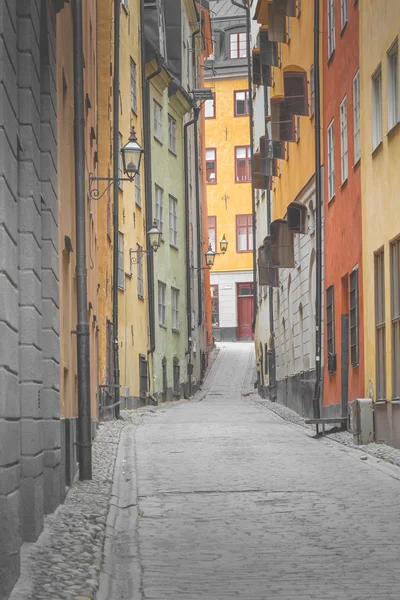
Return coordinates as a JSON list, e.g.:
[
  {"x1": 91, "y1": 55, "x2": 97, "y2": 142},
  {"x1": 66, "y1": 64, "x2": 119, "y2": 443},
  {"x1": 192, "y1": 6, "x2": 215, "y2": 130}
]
[
  {"x1": 231, "y1": 0, "x2": 257, "y2": 329},
  {"x1": 184, "y1": 108, "x2": 200, "y2": 396},
  {"x1": 313, "y1": 0, "x2": 322, "y2": 419},
  {"x1": 191, "y1": 27, "x2": 203, "y2": 327},
  {"x1": 112, "y1": 0, "x2": 121, "y2": 418},
  {"x1": 72, "y1": 0, "x2": 92, "y2": 479}
]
